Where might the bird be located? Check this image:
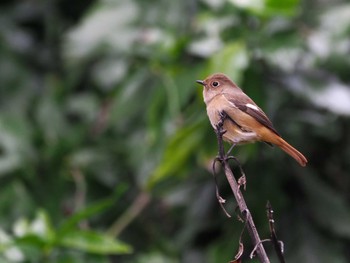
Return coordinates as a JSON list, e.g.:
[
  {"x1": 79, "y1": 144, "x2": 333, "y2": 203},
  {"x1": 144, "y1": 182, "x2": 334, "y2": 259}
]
[{"x1": 196, "y1": 73, "x2": 307, "y2": 167}]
